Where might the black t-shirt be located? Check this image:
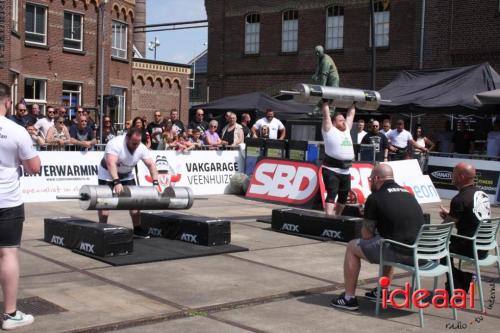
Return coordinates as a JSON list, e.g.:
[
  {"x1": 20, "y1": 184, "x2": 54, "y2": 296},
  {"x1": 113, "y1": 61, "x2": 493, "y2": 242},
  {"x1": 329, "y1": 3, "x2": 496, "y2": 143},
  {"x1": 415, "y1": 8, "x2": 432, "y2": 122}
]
[
  {"x1": 364, "y1": 180, "x2": 424, "y2": 254},
  {"x1": 222, "y1": 127, "x2": 235, "y2": 145},
  {"x1": 242, "y1": 124, "x2": 250, "y2": 138},
  {"x1": 172, "y1": 120, "x2": 185, "y2": 135},
  {"x1": 188, "y1": 120, "x2": 209, "y2": 134},
  {"x1": 147, "y1": 120, "x2": 166, "y2": 149},
  {"x1": 452, "y1": 131, "x2": 475, "y2": 154},
  {"x1": 449, "y1": 185, "x2": 491, "y2": 237},
  {"x1": 361, "y1": 132, "x2": 389, "y2": 161}
]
